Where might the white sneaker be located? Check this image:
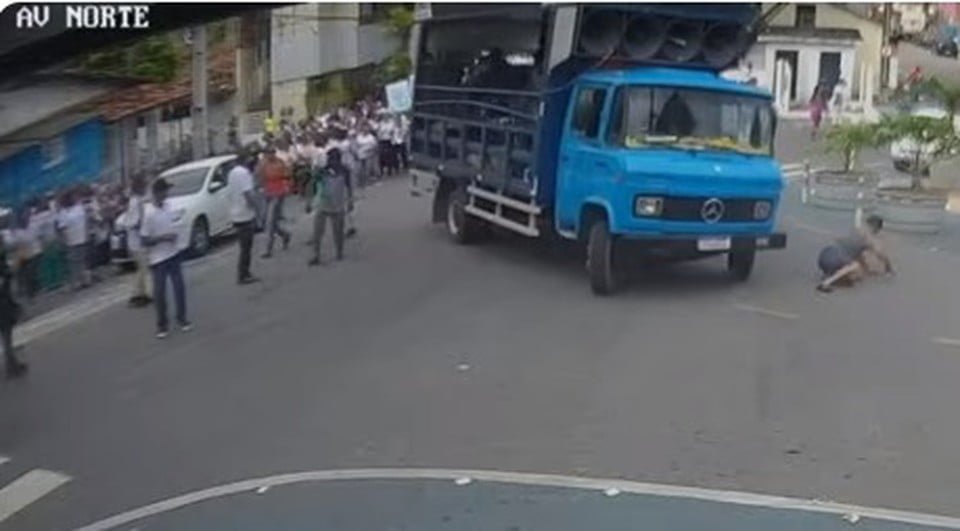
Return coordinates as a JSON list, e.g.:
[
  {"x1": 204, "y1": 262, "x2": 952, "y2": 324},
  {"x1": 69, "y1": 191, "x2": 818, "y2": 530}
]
[
  {"x1": 156, "y1": 330, "x2": 169, "y2": 339},
  {"x1": 179, "y1": 322, "x2": 193, "y2": 332}
]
